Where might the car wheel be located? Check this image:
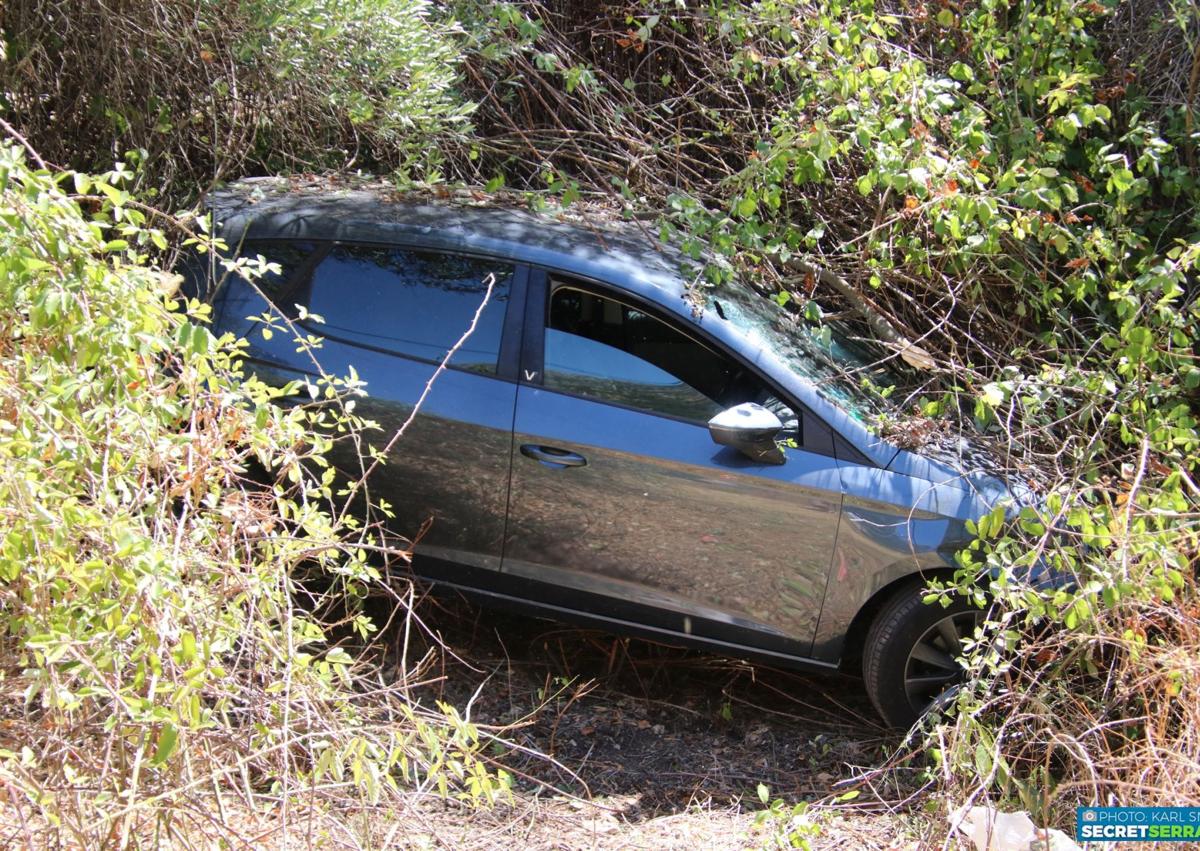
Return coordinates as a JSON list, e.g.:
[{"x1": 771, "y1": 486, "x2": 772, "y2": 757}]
[{"x1": 863, "y1": 581, "x2": 982, "y2": 728}]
